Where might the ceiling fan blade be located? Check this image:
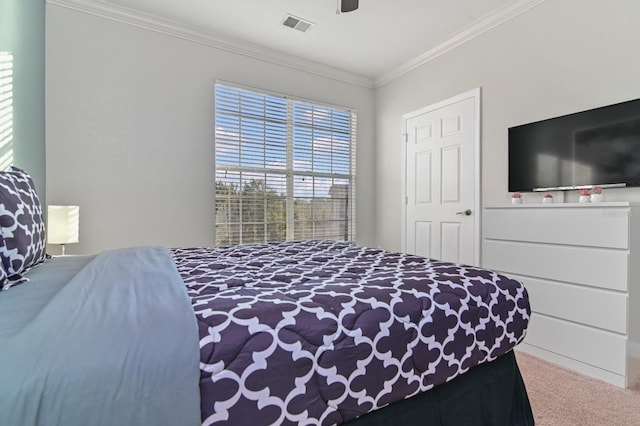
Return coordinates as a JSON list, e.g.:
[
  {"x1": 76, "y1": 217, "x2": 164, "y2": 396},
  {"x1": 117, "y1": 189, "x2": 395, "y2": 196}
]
[{"x1": 340, "y1": 0, "x2": 359, "y2": 13}]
